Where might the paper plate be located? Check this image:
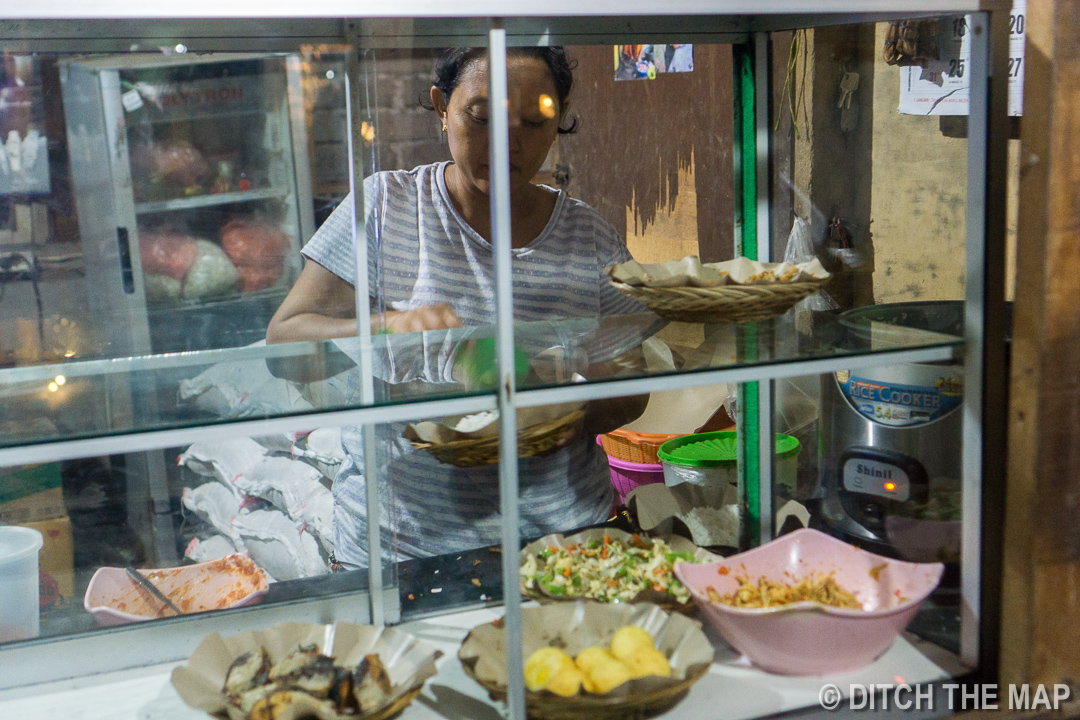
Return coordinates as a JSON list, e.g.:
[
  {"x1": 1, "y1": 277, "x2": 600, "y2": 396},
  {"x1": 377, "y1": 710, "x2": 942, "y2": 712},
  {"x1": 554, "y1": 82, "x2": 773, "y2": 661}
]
[{"x1": 171, "y1": 621, "x2": 442, "y2": 720}]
